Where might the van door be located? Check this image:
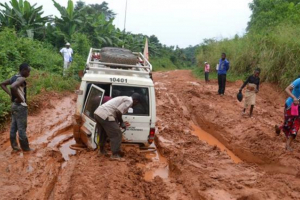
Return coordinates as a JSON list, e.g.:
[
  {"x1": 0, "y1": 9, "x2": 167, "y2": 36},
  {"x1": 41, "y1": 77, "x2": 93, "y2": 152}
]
[
  {"x1": 111, "y1": 85, "x2": 151, "y2": 143},
  {"x1": 82, "y1": 84, "x2": 104, "y2": 149}
]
